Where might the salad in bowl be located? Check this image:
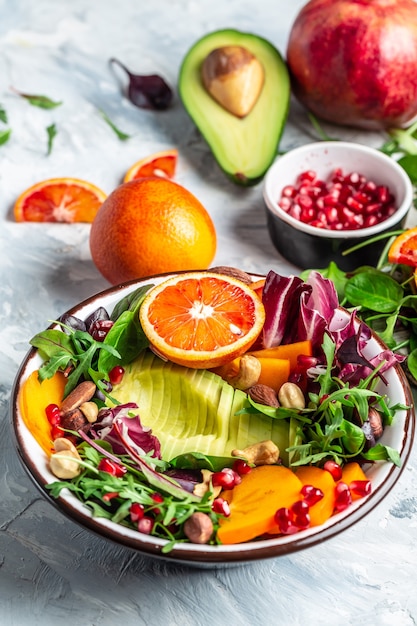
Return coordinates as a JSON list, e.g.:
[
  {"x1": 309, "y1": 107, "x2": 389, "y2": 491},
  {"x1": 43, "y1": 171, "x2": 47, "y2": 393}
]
[{"x1": 11, "y1": 267, "x2": 415, "y2": 564}]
